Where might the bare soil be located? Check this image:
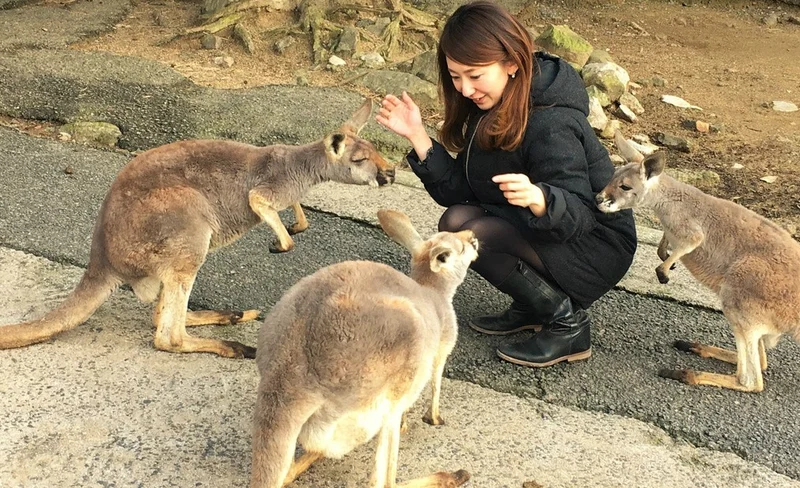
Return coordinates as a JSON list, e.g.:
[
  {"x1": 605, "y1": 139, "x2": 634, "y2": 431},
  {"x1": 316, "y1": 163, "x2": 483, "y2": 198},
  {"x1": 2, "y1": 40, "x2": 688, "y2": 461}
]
[{"x1": 28, "y1": 0, "x2": 800, "y2": 233}]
